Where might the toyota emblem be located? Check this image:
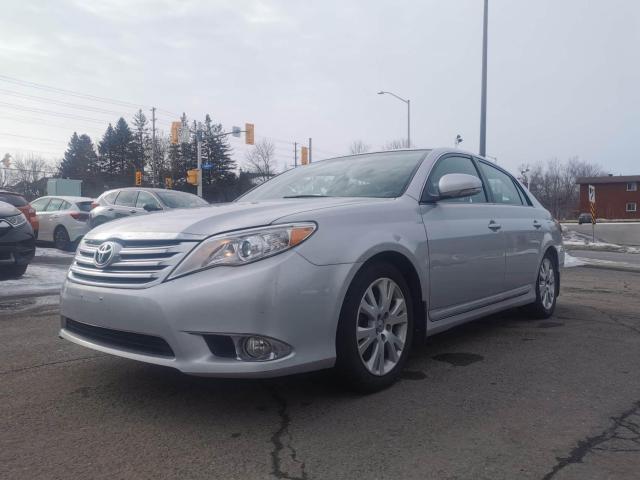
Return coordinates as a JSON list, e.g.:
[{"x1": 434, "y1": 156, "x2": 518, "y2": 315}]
[{"x1": 93, "y1": 241, "x2": 121, "y2": 268}]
